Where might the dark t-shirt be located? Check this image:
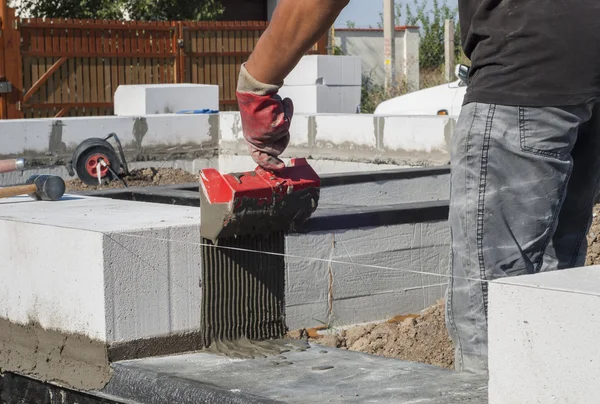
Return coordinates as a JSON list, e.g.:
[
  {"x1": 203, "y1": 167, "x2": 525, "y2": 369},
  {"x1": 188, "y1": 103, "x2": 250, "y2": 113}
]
[{"x1": 459, "y1": 1, "x2": 600, "y2": 107}]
